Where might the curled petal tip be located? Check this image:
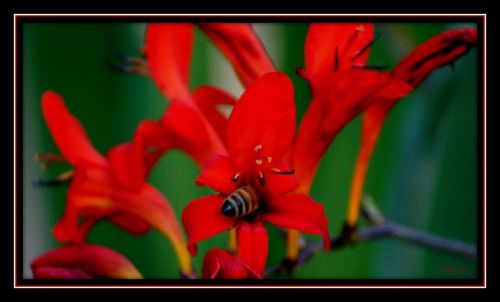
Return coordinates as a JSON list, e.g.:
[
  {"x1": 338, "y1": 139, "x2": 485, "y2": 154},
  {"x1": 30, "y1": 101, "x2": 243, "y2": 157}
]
[{"x1": 41, "y1": 91, "x2": 106, "y2": 166}]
